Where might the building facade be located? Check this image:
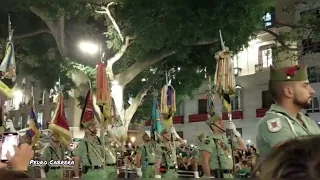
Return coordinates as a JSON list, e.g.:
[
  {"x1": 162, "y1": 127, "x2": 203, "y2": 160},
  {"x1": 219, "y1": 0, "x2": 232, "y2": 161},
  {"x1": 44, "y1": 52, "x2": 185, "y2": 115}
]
[{"x1": 144, "y1": 0, "x2": 320, "y2": 145}]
